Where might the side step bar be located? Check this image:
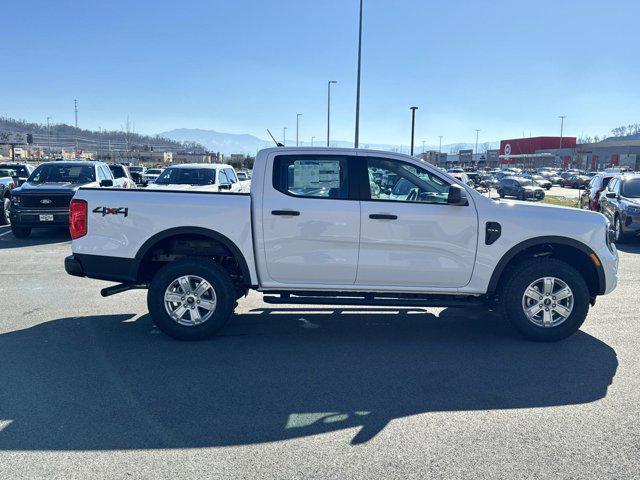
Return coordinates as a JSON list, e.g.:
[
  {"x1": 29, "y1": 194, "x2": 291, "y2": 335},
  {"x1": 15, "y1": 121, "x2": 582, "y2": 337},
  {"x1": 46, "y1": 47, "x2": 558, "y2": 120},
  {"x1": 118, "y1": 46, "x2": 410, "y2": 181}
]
[
  {"x1": 262, "y1": 293, "x2": 485, "y2": 308},
  {"x1": 101, "y1": 283, "x2": 148, "y2": 297}
]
